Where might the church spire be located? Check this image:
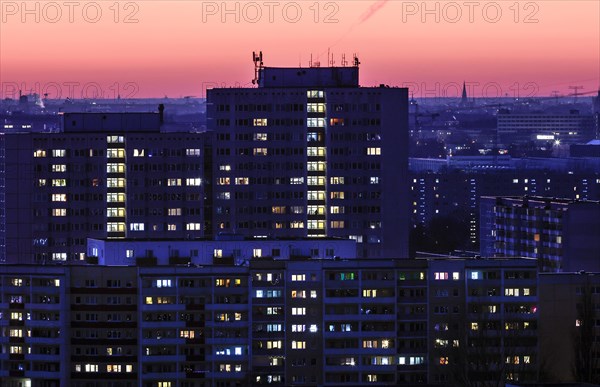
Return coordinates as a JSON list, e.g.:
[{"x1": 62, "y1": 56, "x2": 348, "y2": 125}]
[{"x1": 460, "y1": 81, "x2": 468, "y2": 106}]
